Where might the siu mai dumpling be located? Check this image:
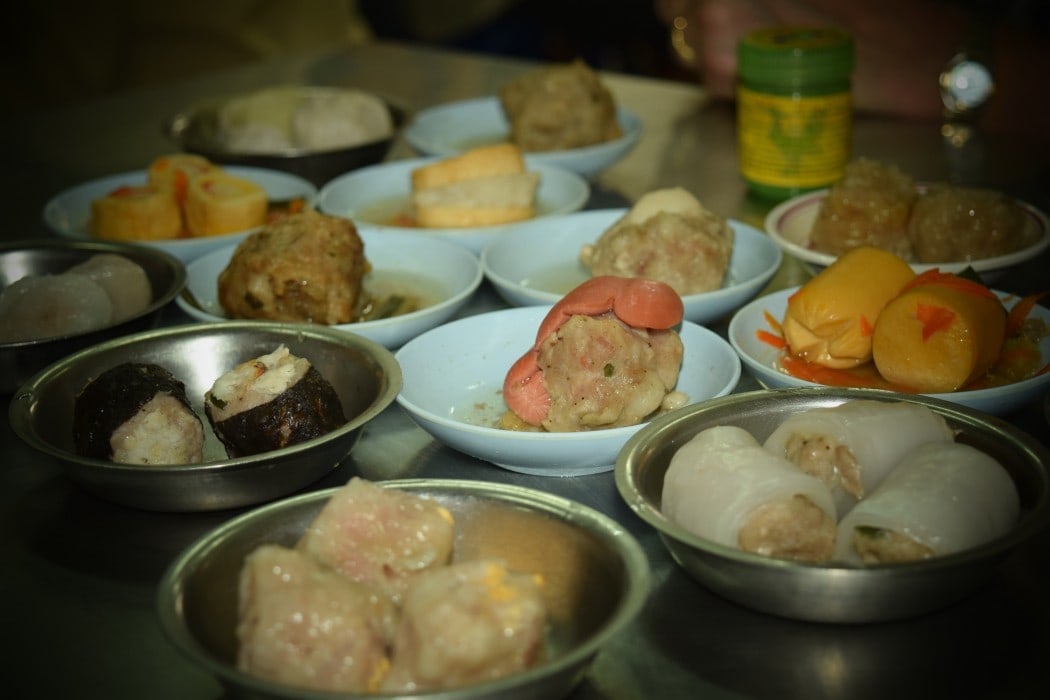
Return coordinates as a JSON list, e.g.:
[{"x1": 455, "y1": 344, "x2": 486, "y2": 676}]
[
  {"x1": 579, "y1": 187, "x2": 734, "y2": 296},
  {"x1": 382, "y1": 559, "x2": 548, "y2": 692},
  {"x1": 236, "y1": 545, "x2": 395, "y2": 693},
  {"x1": 296, "y1": 478, "x2": 455, "y2": 602}
]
